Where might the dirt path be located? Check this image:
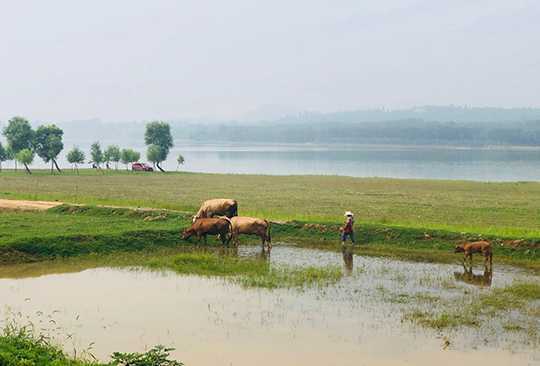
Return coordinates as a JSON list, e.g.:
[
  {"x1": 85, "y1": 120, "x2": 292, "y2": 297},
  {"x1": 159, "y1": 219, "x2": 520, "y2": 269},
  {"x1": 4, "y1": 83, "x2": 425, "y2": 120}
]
[{"x1": 0, "y1": 199, "x2": 63, "y2": 211}]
